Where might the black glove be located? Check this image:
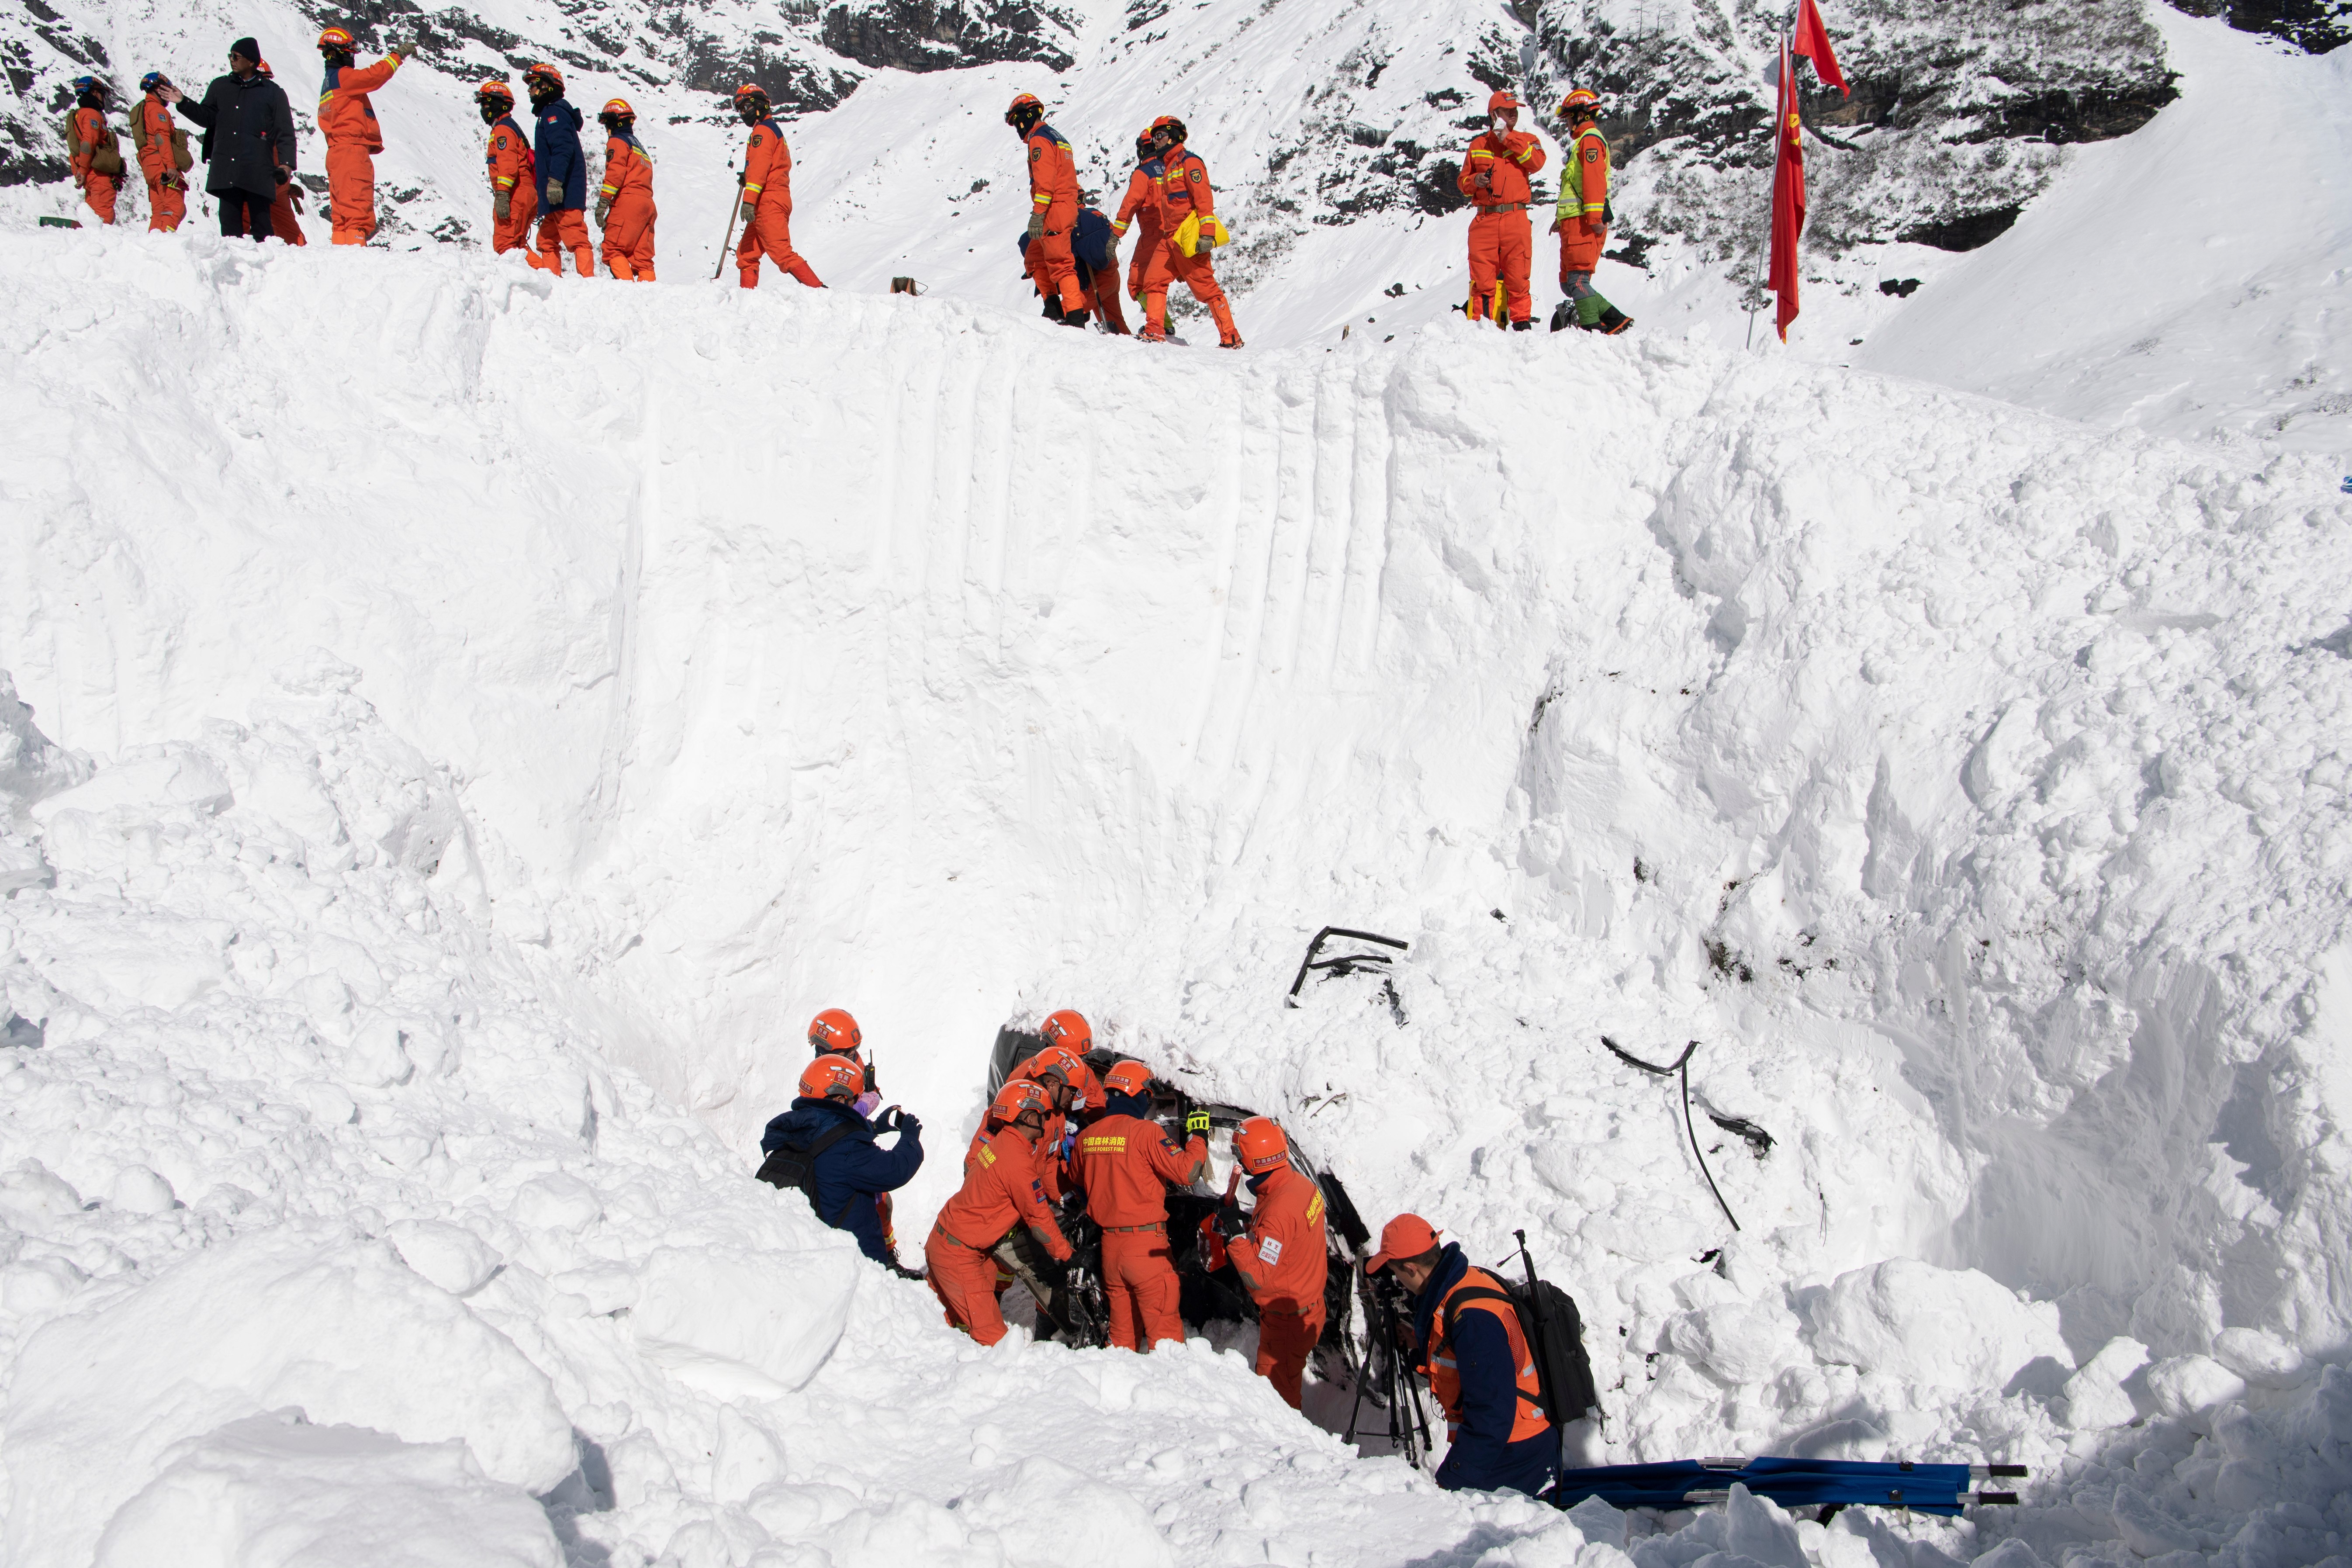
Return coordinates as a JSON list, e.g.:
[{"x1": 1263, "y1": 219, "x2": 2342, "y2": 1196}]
[
  {"x1": 1214, "y1": 1201, "x2": 1247, "y2": 1238},
  {"x1": 896, "y1": 1112, "x2": 921, "y2": 1139},
  {"x1": 273, "y1": 166, "x2": 289, "y2": 185}
]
